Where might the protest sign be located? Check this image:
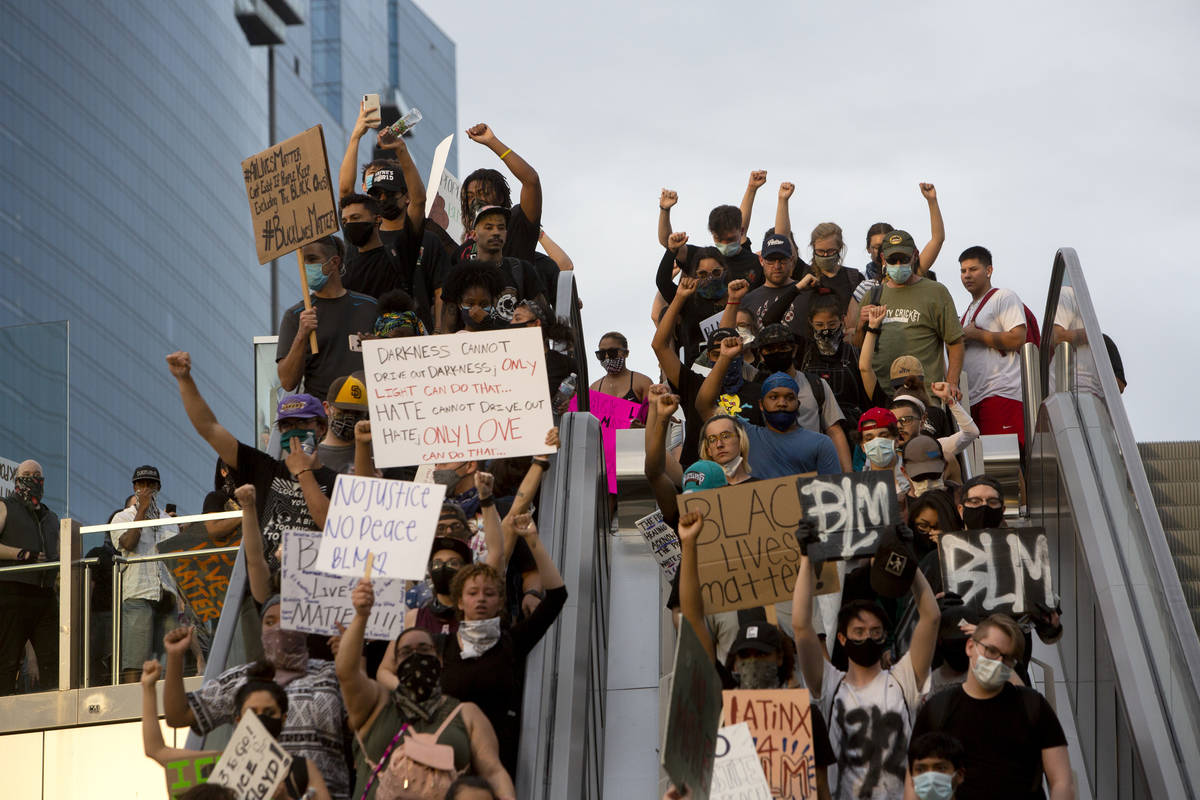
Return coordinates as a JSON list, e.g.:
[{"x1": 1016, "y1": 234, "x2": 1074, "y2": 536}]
[
  {"x1": 281, "y1": 529, "x2": 406, "y2": 640},
  {"x1": 0, "y1": 454, "x2": 19, "y2": 496},
  {"x1": 208, "y1": 712, "x2": 292, "y2": 800},
  {"x1": 157, "y1": 522, "x2": 239, "y2": 630},
  {"x1": 425, "y1": 134, "x2": 465, "y2": 244},
  {"x1": 680, "y1": 475, "x2": 807, "y2": 613},
  {"x1": 699, "y1": 310, "x2": 724, "y2": 340},
  {"x1": 165, "y1": 754, "x2": 216, "y2": 799},
  {"x1": 722, "y1": 688, "x2": 816, "y2": 799},
  {"x1": 796, "y1": 471, "x2": 899, "y2": 561},
  {"x1": 241, "y1": 125, "x2": 338, "y2": 265},
  {"x1": 362, "y1": 328, "x2": 555, "y2": 467},
  {"x1": 635, "y1": 509, "x2": 681, "y2": 579},
  {"x1": 662, "y1": 619, "x2": 723, "y2": 800},
  {"x1": 570, "y1": 390, "x2": 641, "y2": 494},
  {"x1": 711, "y1": 722, "x2": 772, "y2": 800},
  {"x1": 312, "y1": 474, "x2": 445, "y2": 580},
  {"x1": 939, "y1": 526, "x2": 1054, "y2": 614}
]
